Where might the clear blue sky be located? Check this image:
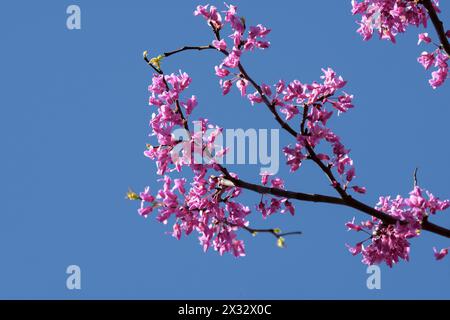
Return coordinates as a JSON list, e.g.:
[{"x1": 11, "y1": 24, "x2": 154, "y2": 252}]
[{"x1": 0, "y1": 0, "x2": 449, "y2": 299}]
